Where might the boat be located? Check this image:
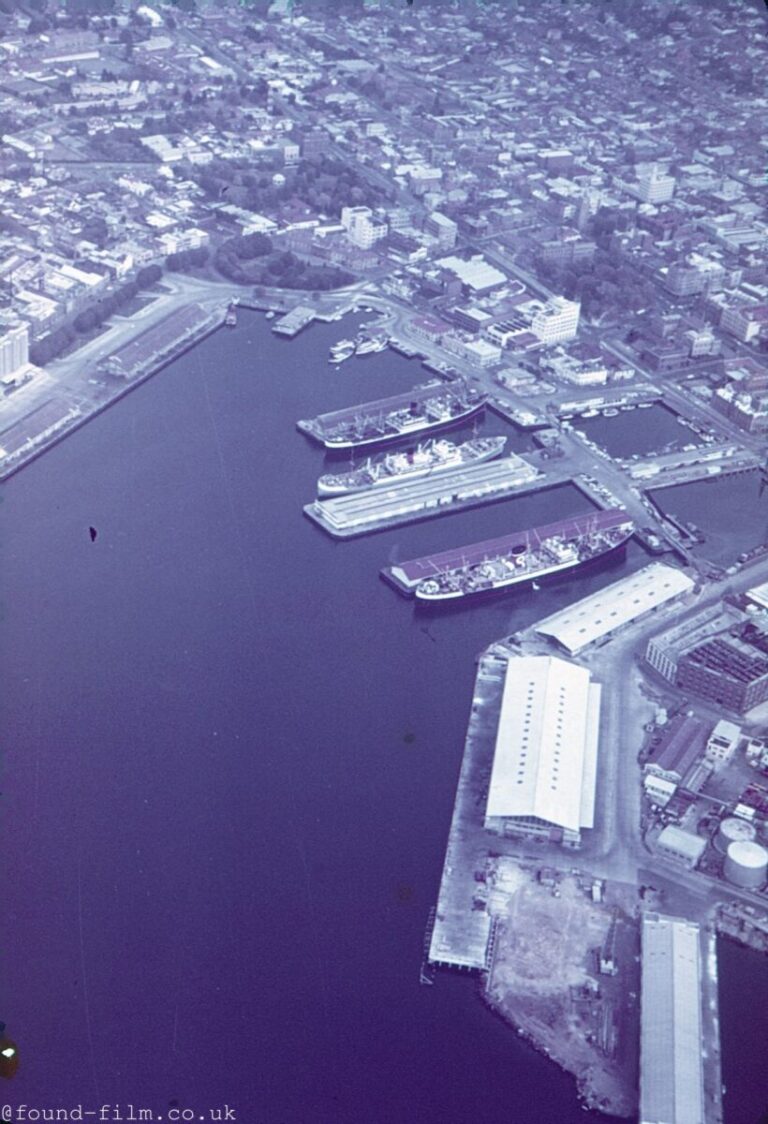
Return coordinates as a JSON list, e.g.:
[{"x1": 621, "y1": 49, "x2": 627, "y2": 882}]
[
  {"x1": 355, "y1": 337, "x2": 386, "y2": 356},
  {"x1": 329, "y1": 339, "x2": 356, "y2": 363},
  {"x1": 403, "y1": 510, "x2": 634, "y2": 603},
  {"x1": 582, "y1": 409, "x2": 598, "y2": 418},
  {"x1": 225, "y1": 303, "x2": 237, "y2": 327},
  {"x1": 317, "y1": 435, "x2": 507, "y2": 497},
  {"x1": 638, "y1": 401, "x2": 654, "y2": 409},
  {"x1": 603, "y1": 407, "x2": 619, "y2": 417},
  {"x1": 265, "y1": 310, "x2": 276, "y2": 320},
  {"x1": 299, "y1": 380, "x2": 487, "y2": 450}
]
